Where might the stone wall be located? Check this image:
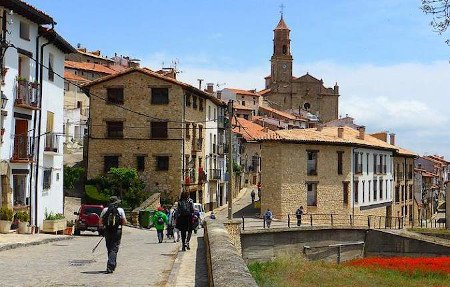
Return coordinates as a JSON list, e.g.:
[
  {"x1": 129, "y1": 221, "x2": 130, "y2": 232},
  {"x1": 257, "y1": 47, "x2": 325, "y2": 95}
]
[{"x1": 204, "y1": 219, "x2": 258, "y2": 287}]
